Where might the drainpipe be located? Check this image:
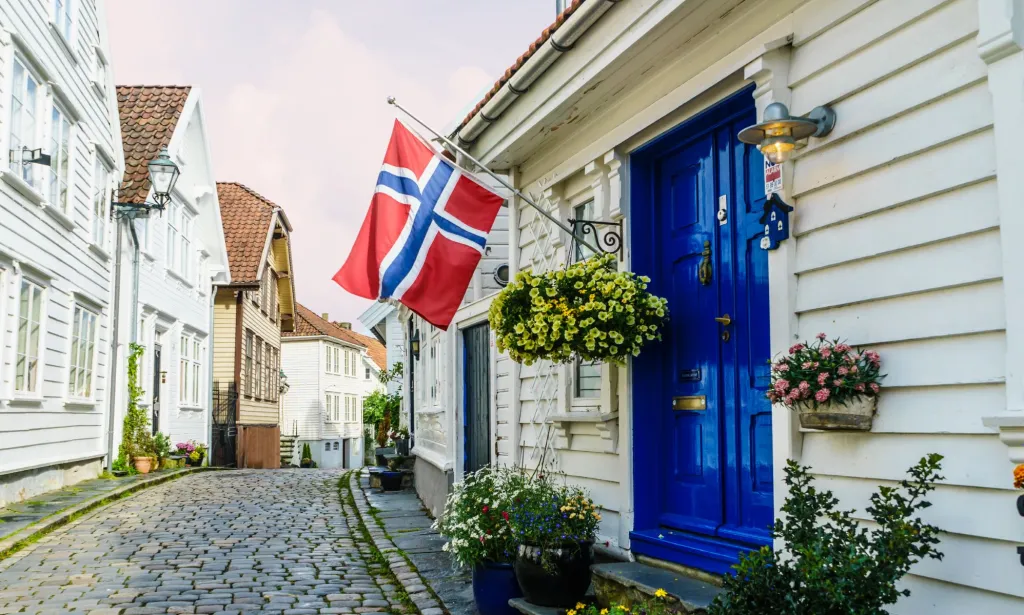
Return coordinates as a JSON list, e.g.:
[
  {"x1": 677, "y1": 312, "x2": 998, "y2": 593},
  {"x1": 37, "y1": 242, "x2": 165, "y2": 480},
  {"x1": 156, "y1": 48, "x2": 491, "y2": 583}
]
[
  {"x1": 456, "y1": 0, "x2": 618, "y2": 147},
  {"x1": 207, "y1": 286, "x2": 215, "y2": 453},
  {"x1": 105, "y1": 218, "x2": 125, "y2": 472},
  {"x1": 129, "y1": 219, "x2": 141, "y2": 344}
]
